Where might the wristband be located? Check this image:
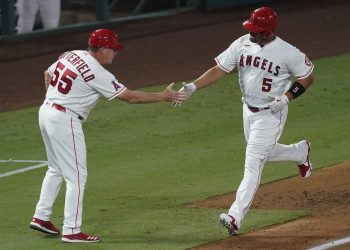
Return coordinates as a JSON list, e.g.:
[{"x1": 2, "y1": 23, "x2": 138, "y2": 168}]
[
  {"x1": 186, "y1": 82, "x2": 196, "y2": 93},
  {"x1": 288, "y1": 82, "x2": 305, "y2": 99}
]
